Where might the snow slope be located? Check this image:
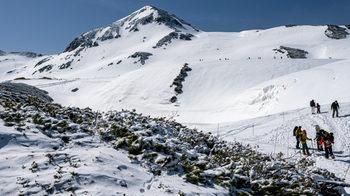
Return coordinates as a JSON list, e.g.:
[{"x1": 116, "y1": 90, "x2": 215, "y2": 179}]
[{"x1": 1, "y1": 5, "x2": 350, "y2": 195}]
